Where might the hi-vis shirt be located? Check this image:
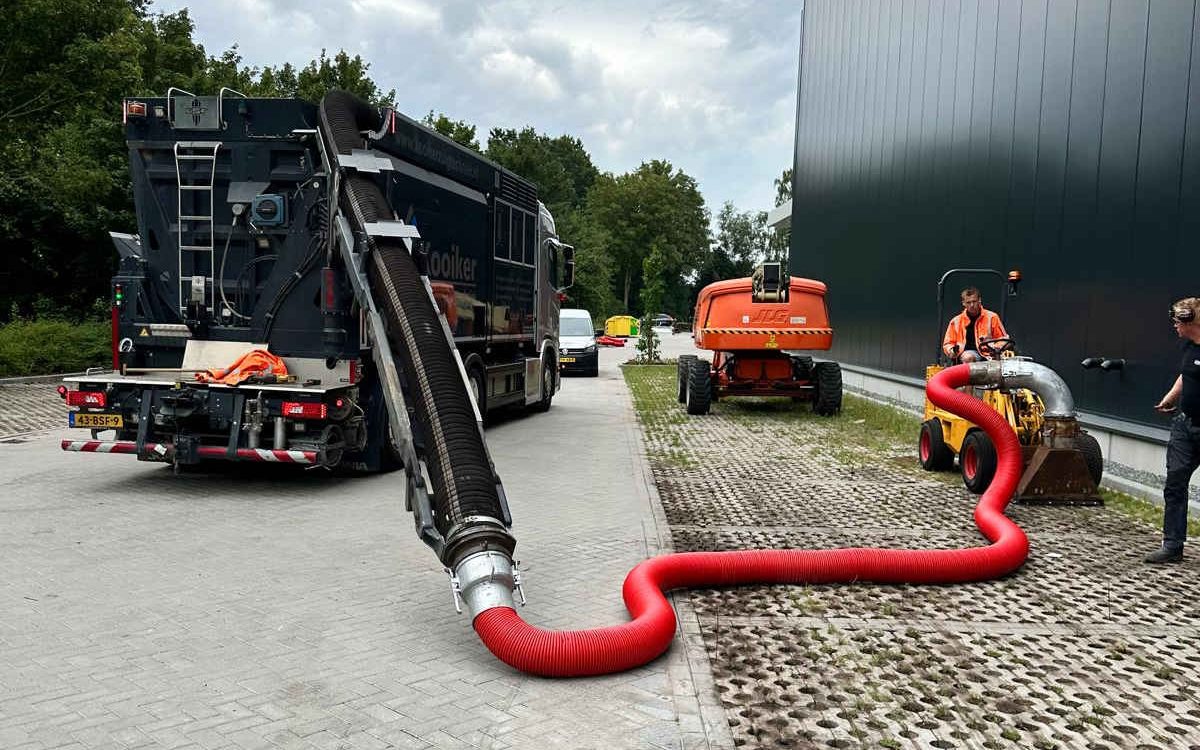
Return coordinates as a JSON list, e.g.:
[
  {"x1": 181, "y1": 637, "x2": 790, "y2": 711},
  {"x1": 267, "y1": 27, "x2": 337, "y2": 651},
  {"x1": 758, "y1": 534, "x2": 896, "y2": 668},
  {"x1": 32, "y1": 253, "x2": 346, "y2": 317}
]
[{"x1": 943, "y1": 308, "x2": 1008, "y2": 358}]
